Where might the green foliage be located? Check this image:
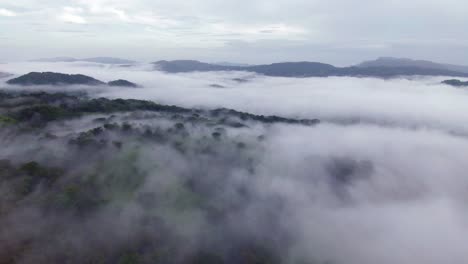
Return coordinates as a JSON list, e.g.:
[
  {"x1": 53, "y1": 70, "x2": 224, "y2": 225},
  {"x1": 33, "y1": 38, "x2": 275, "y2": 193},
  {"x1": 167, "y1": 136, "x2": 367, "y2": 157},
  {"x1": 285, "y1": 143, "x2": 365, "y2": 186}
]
[
  {"x1": 0, "y1": 91, "x2": 320, "y2": 263},
  {"x1": 118, "y1": 252, "x2": 140, "y2": 264},
  {"x1": 0, "y1": 161, "x2": 64, "y2": 197},
  {"x1": 189, "y1": 252, "x2": 224, "y2": 264},
  {"x1": 15, "y1": 105, "x2": 74, "y2": 122},
  {"x1": 69, "y1": 129, "x2": 108, "y2": 148},
  {"x1": 17, "y1": 175, "x2": 34, "y2": 196},
  {"x1": 20, "y1": 161, "x2": 42, "y2": 175},
  {"x1": 167, "y1": 183, "x2": 204, "y2": 210},
  {"x1": 104, "y1": 123, "x2": 119, "y2": 130},
  {"x1": 19, "y1": 161, "x2": 63, "y2": 183},
  {"x1": 2, "y1": 92, "x2": 319, "y2": 128},
  {"x1": 212, "y1": 132, "x2": 222, "y2": 139},
  {"x1": 236, "y1": 245, "x2": 281, "y2": 264},
  {"x1": 148, "y1": 247, "x2": 176, "y2": 263},
  {"x1": 0, "y1": 115, "x2": 17, "y2": 126},
  {"x1": 56, "y1": 185, "x2": 80, "y2": 207},
  {"x1": 85, "y1": 147, "x2": 149, "y2": 202},
  {"x1": 0, "y1": 159, "x2": 14, "y2": 178},
  {"x1": 122, "y1": 123, "x2": 133, "y2": 131},
  {"x1": 174, "y1": 123, "x2": 185, "y2": 130},
  {"x1": 53, "y1": 183, "x2": 105, "y2": 214}
]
